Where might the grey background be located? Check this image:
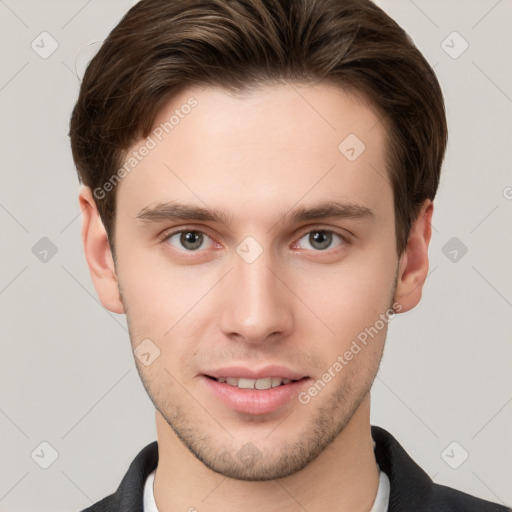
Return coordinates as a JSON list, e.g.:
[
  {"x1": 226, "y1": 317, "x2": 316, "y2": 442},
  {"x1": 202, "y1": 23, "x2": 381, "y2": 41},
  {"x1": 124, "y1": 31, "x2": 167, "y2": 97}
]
[{"x1": 0, "y1": 0, "x2": 511, "y2": 511}]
